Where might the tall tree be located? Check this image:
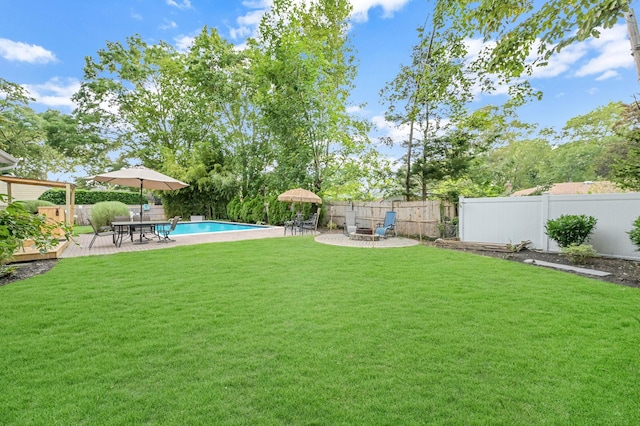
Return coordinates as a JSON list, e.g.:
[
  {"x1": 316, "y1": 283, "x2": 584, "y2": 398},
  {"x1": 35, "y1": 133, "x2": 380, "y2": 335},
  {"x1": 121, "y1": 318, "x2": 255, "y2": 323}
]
[
  {"x1": 73, "y1": 31, "x2": 242, "y2": 216},
  {"x1": 609, "y1": 100, "x2": 640, "y2": 190},
  {"x1": 252, "y1": 0, "x2": 370, "y2": 195},
  {"x1": 380, "y1": 5, "x2": 497, "y2": 200},
  {"x1": 0, "y1": 79, "x2": 61, "y2": 179}
]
